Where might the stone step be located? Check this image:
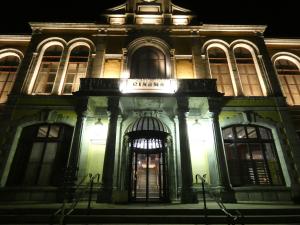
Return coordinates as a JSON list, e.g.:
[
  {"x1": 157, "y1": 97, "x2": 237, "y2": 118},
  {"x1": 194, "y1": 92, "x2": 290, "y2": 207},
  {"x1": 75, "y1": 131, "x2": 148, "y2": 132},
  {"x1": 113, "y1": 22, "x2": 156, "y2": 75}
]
[{"x1": 1, "y1": 207, "x2": 300, "y2": 224}]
